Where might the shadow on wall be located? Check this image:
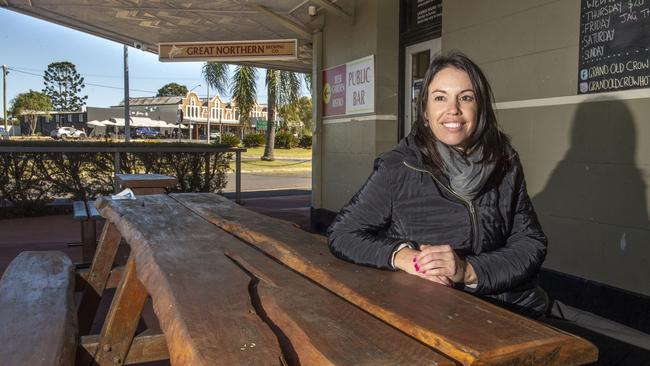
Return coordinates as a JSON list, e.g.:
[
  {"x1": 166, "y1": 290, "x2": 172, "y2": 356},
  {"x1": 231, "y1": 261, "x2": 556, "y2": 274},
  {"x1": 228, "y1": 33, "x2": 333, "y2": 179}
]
[{"x1": 532, "y1": 97, "x2": 650, "y2": 307}]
